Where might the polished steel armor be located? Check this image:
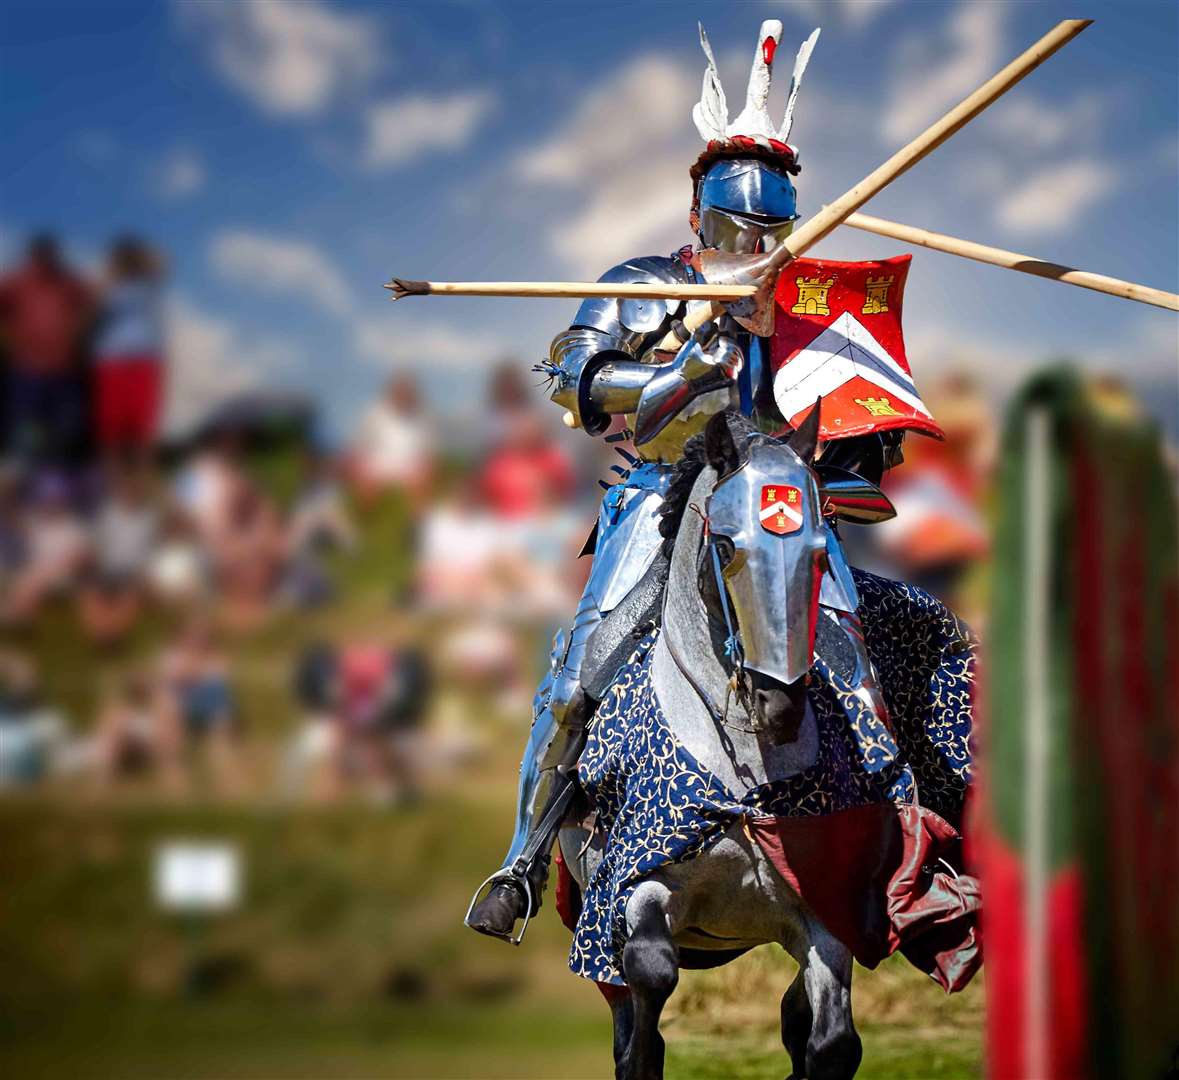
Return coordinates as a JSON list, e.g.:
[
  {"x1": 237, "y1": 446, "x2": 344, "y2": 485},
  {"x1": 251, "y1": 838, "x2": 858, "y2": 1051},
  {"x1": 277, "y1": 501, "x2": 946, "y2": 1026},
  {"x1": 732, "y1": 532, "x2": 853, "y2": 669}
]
[
  {"x1": 498, "y1": 462, "x2": 673, "y2": 875},
  {"x1": 697, "y1": 159, "x2": 799, "y2": 254},
  {"x1": 473, "y1": 242, "x2": 897, "y2": 935},
  {"x1": 468, "y1": 22, "x2": 892, "y2": 942},
  {"x1": 706, "y1": 437, "x2": 827, "y2": 685}
]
